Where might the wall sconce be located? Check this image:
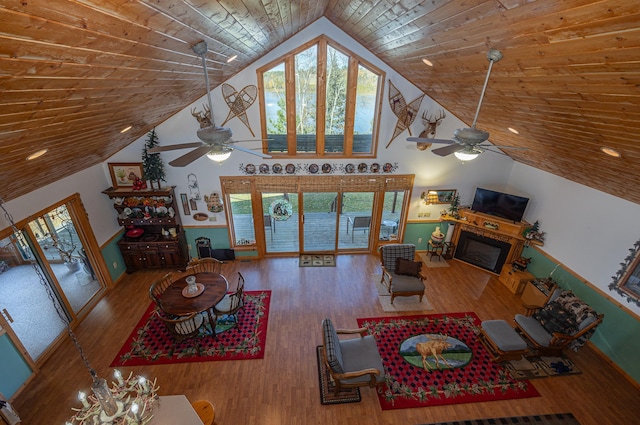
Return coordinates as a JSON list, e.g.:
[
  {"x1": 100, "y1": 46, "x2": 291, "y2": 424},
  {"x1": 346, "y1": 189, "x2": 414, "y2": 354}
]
[{"x1": 422, "y1": 190, "x2": 439, "y2": 205}]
